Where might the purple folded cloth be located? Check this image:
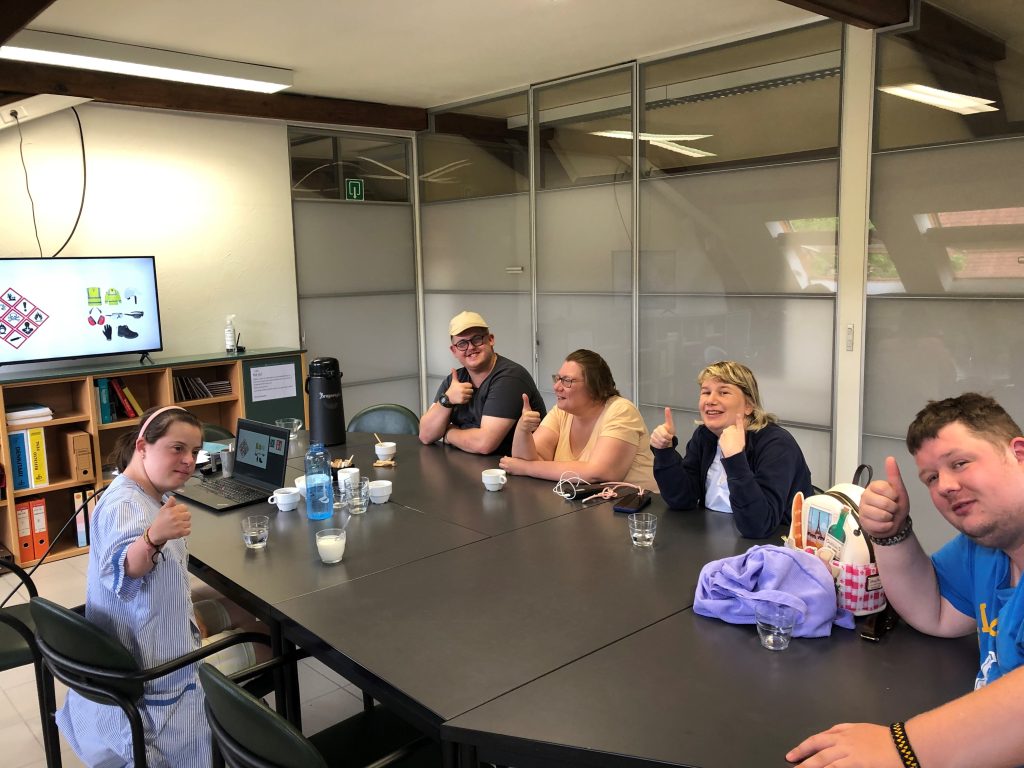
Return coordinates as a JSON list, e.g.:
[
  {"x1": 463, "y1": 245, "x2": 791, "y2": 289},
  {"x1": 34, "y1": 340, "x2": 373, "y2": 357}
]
[{"x1": 694, "y1": 544, "x2": 855, "y2": 637}]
